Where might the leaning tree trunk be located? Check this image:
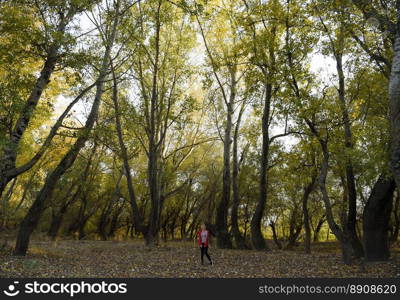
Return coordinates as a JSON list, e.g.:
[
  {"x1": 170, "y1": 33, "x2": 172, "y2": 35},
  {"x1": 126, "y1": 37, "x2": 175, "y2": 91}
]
[
  {"x1": 251, "y1": 81, "x2": 272, "y2": 250},
  {"x1": 0, "y1": 45, "x2": 60, "y2": 198},
  {"x1": 0, "y1": 10, "x2": 76, "y2": 198},
  {"x1": 111, "y1": 64, "x2": 145, "y2": 236},
  {"x1": 363, "y1": 174, "x2": 396, "y2": 261},
  {"x1": 13, "y1": 1, "x2": 121, "y2": 256},
  {"x1": 47, "y1": 154, "x2": 92, "y2": 241},
  {"x1": 0, "y1": 177, "x2": 17, "y2": 229}
]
